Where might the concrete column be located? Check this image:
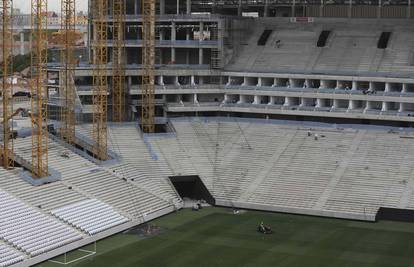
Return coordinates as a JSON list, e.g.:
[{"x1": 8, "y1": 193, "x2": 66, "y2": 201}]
[
  {"x1": 226, "y1": 76, "x2": 231, "y2": 86},
  {"x1": 160, "y1": 0, "x2": 165, "y2": 15},
  {"x1": 316, "y1": 98, "x2": 323, "y2": 108},
  {"x1": 135, "y1": 0, "x2": 139, "y2": 15},
  {"x1": 171, "y1": 22, "x2": 176, "y2": 63},
  {"x1": 377, "y1": 0, "x2": 382, "y2": 19},
  {"x1": 238, "y1": 95, "x2": 245, "y2": 104},
  {"x1": 284, "y1": 97, "x2": 290, "y2": 106},
  {"x1": 264, "y1": 0, "x2": 269, "y2": 17},
  {"x1": 272, "y1": 78, "x2": 277, "y2": 87},
  {"x1": 385, "y1": 82, "x2": 391, "y2": 92},
  {"x1": 253, "y1": 95, "x2": 260, "y2": 104},
  {"x1": 403, "y1": 83, "x2": 408, "y2": 93},
  {"x1": 191, "y1": 76, "x2": 195, "y2": 85},
  {"x1": 242, "y1": 77, "x2": 247, "y2": 86},
  {"x1": 352, "y1": 81, "x2": 358, "y2": 90},
  {"x1": 238, "y1": 0, "x2": 242, "y2": 16},
  {"x1": 292, "y1": 0, "x2": 296, "y2": 17},
  {"x1": 158, "y1": 76, "x2": 164, "y2": 86},
  {"x1": 224, "y1": 94, "x2": 229, "y2": 104},
  {"x1": 348, "y1": 100, "x2": 353, "y2": 110},
  {"x1": 257, "y1": 77, "x2": 262, "y2": 87},
  {"x1": 172, "y1": 22, "x2": 176, "y2": 40},
  {"x1": 177, "y1": 0, "x2": 180, "y2": 14},
  {"x1": 186, "y1": 29, "x2": 190, "y2": 40},
  {"x1": 268, "y1": 96, "x2": 275, "y2": 105},
  {"x1": 187, "y1": 0, "x2": 191, "y2": 14},
  {"x1": 20, "y1": 32, "x2": 25, "y2": 55},
  {"x1": 194, "y1": 94, "x2": 198, "y2": 104},
  {"x1": 399, "y1": 103, "x2": 404, "y2": 112},
  {"x1": 199, "y1": 22, "x2": 204, "y2": 41},
  {"x1": 381, "y1": 102, "x2": 388, "y2": 112},
  {"x1": 199, "y1": 48, "x2": 203, "y2": 65},
  {"x1": 175, "y1": 76, "x2": 180, "y2": 86}
]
